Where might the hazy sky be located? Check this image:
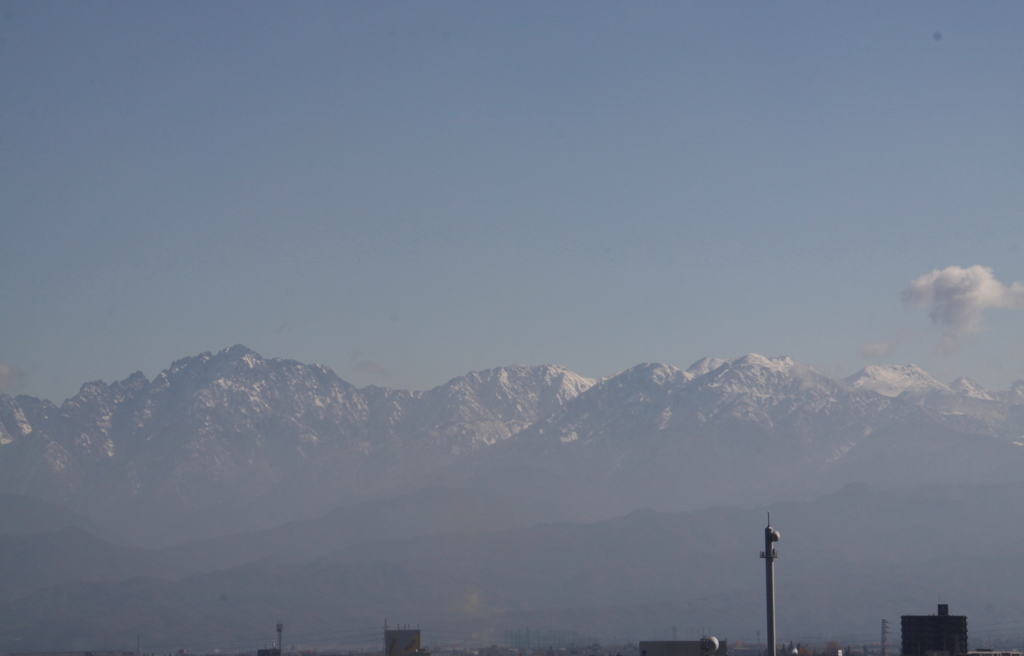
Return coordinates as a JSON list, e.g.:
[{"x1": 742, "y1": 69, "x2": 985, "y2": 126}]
[{"x1": 2, "y1": 2, "x2": 1023, "y2": 402}]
